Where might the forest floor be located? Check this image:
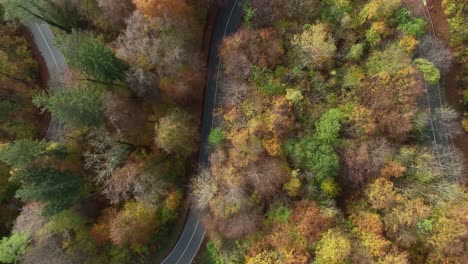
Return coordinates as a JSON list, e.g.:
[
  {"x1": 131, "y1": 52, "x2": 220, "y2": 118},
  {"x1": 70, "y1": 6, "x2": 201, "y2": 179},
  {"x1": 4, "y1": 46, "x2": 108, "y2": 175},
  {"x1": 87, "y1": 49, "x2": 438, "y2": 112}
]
[{"x1": 426, "y1": 0, "x2": 468, "y2": 178}]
